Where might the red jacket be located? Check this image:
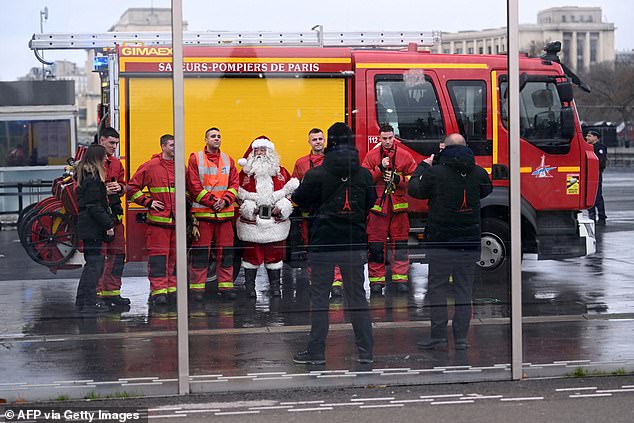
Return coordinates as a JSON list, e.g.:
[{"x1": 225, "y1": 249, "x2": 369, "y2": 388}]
[
  {"x1": 362, "y1": 143, "x2": 417, "y2": 215},
  {"x1": 128, "y1": 153, "x2": 176, "y2": 227},
  {"x1": 292, "y1": 153, "x2": 325, "y2": 180},
  {"x1": 105, "y1": 154, "x2": 126, "y2": 220},
  {"x1": 186, "y1": 149, "x2": 239, "y2": 221}
]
